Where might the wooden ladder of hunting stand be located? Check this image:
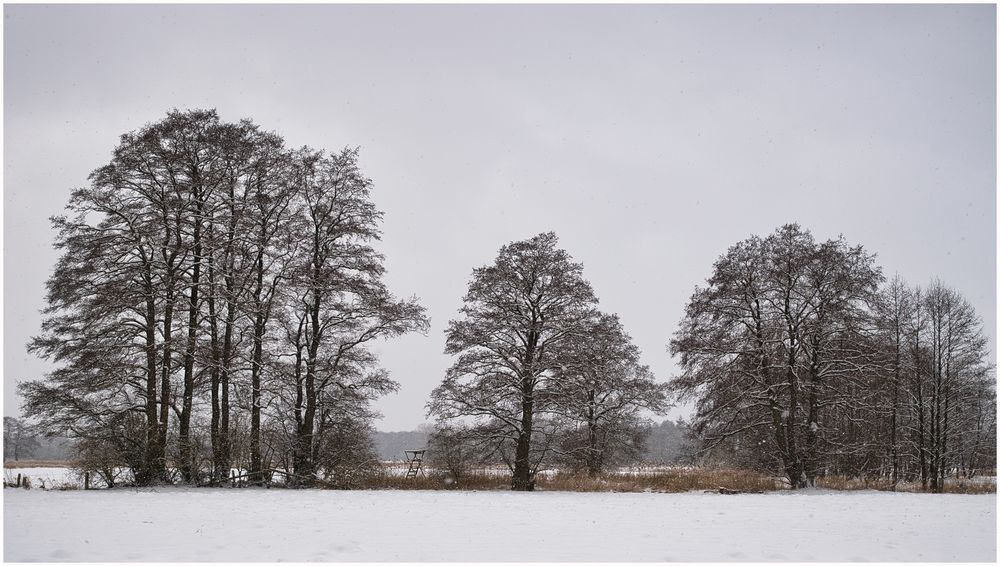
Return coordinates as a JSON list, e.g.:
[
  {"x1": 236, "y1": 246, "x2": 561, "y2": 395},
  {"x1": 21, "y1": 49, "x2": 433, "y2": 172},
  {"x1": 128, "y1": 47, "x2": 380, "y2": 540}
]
[{"x1": 404, "y1": 449, "x2": 425, "y2": 478}]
